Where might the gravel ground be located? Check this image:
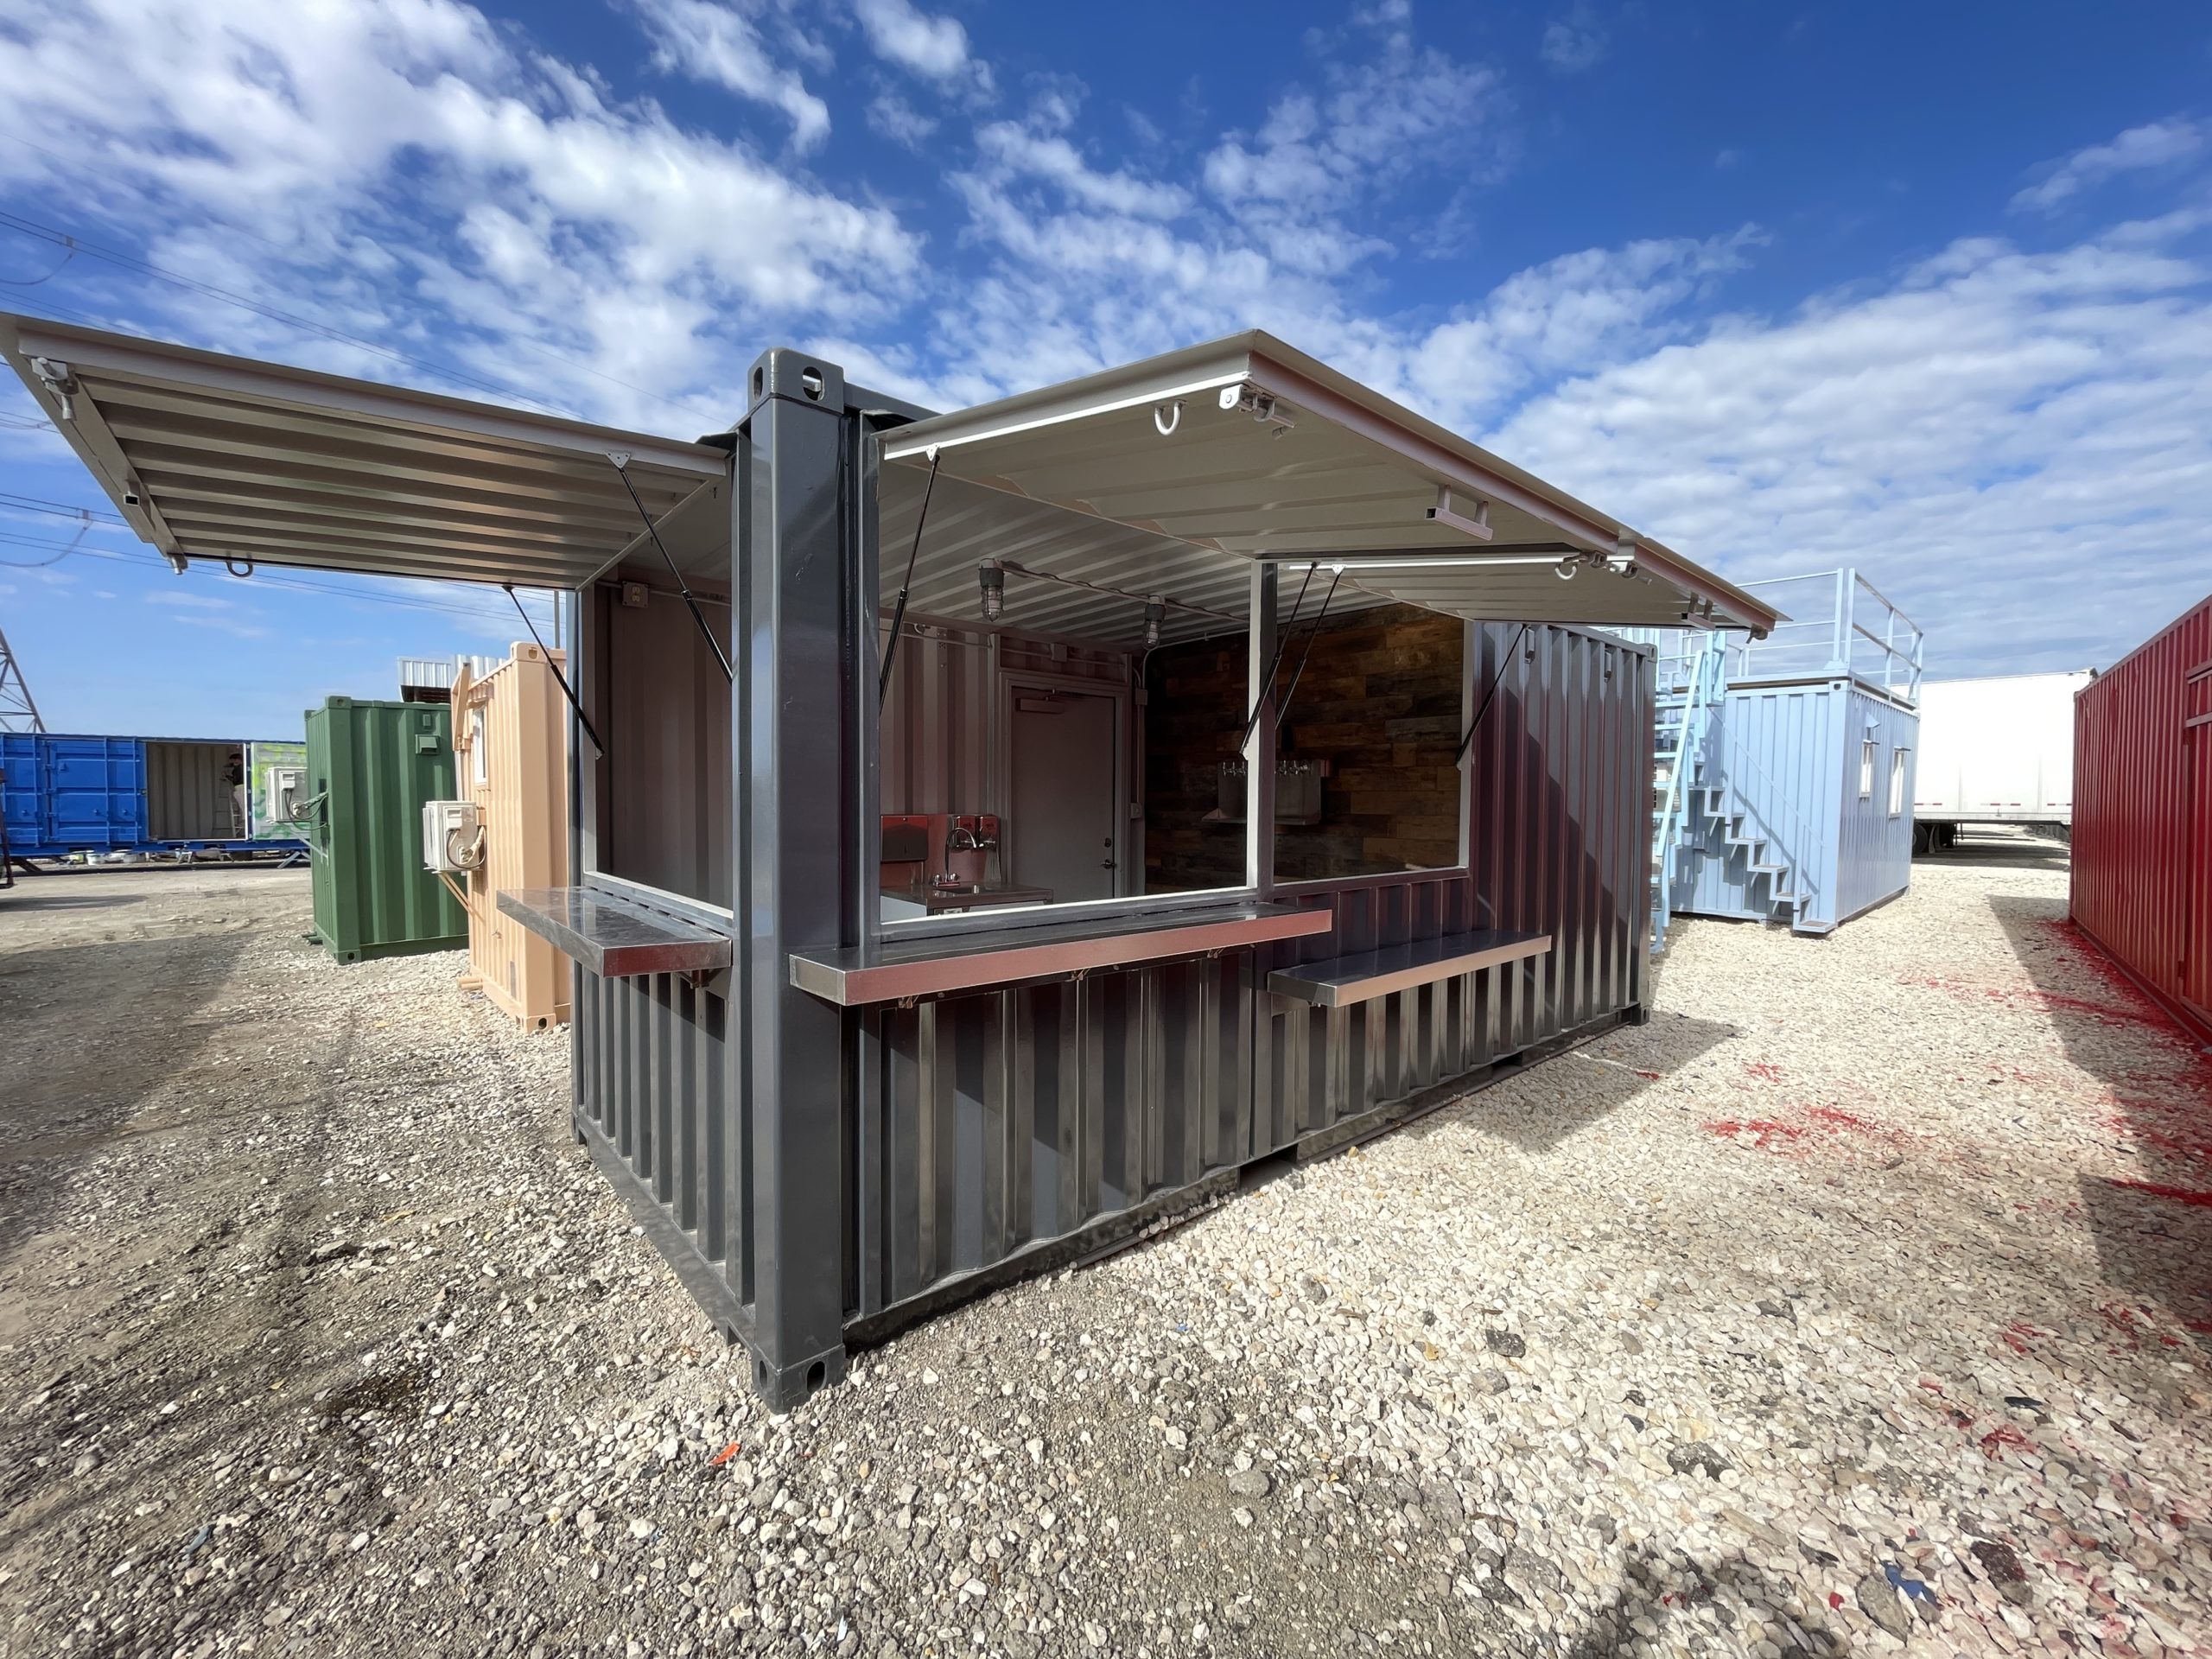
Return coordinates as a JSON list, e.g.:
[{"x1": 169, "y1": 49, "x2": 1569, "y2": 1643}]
[{"x1": 2, "y1": 833, "x2": 2208, "y2": 1659}]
